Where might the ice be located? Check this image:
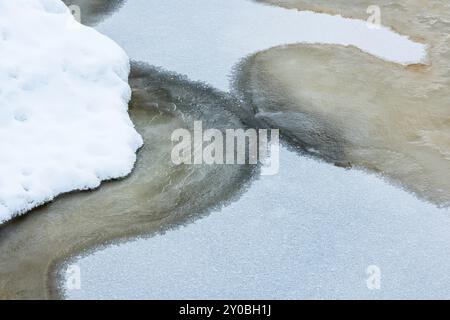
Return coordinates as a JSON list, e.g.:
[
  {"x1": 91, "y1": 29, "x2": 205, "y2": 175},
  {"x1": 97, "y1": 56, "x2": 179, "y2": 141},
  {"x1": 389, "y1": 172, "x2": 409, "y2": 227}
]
[
  {"x1": 96, "y1": 0, "x2": 427, "y2": 91},
  {"x1": 0, "y1": 0, "x2": 143, "y2": 222},
  {"x1": 66, "y1": 147, "x2": 450, "y2": 299},
  {"x1": 62, "y1": 0, "x2": 450, "y2": 299},
  {"x1": 61, "y1": 0, "x2": 449, "y2": 300}
]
